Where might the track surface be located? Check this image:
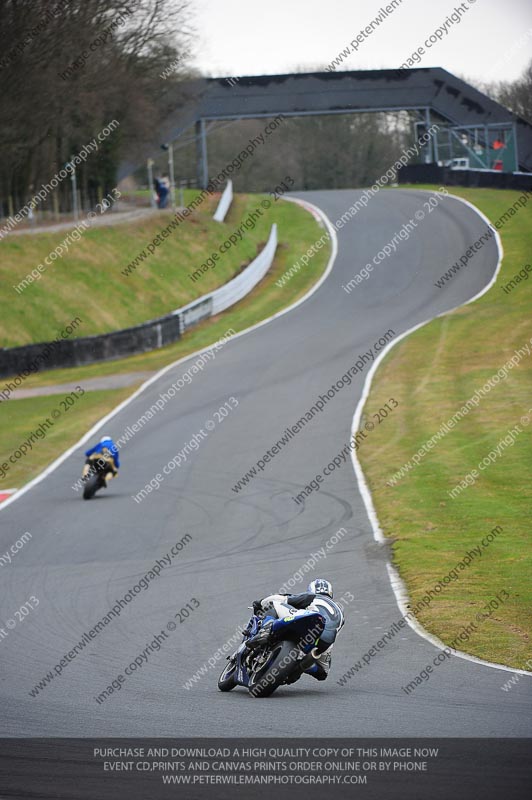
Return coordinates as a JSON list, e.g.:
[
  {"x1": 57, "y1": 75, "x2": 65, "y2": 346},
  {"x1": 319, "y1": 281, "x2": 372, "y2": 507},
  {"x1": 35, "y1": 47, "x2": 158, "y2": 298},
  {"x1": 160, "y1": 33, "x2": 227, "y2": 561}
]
[{"x1": 1, "y1": 189, "x2": 531, "y2": 737}]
